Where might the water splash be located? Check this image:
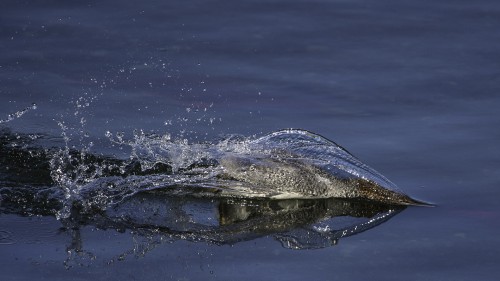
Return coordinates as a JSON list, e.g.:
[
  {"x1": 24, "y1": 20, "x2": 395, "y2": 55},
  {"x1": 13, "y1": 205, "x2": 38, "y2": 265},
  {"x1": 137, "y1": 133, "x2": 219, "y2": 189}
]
[
  {"x1": 0, "y1": 128, "x2": 413, "y2": 256},
  {"x1": 1, "y1": 124, "x2": 422, "y2": 222},
  {"x1": 0, "y1": 103, "x2": 37, "y2": 124},
  {"x1": 40, "y1": 128, "x2": 422, "y2": 222}
]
